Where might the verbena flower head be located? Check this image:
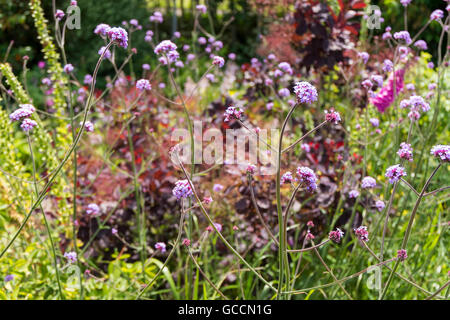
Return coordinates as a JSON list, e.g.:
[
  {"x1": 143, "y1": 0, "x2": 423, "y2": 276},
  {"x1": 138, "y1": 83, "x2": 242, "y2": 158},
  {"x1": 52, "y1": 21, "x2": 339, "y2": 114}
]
[
  {"x1": 154, "y1": 40, "x2": 177, "y2": 55},
  {"x1": 94, "y1": 23, "x2": 110, "y2": 36},
  {"x1": 358, "y1": 51, "x2": 369, "y2": 64},
  {"x1": 293, "y1": 81, "x2": 318, "y2": 104},
  {"x1": 362, "y1": 79, "x2": 373, "y2": 90},
  {"x1": 278, "y1": 62, "x2": 293, "y2": 75},
  {"x1": 383, "y1": 59, "x2": 393, "y2": 72},
  {"x1": 278, "y1": 88, "x2": 290, "y2": 97},
  {"x1": 296, "y1": 166, "x2": 318, "y2": 192},
  {"x1": 393, "y1": 31, "x2": 412, "y2": 44},
  {"x1": 136, "y1": 79, "x2": 152, "y2": 91},
  {"x1": 63, "y1": 64, "x2": 74, "y2": 73},
  {"x1": 306, "y1": 231, "x2": 315, "y2": 241},
  {"x1": 307, "y1": 220, "x2": 314, "y2": 228},
  {"x1": 329, "y1": 228, "x2": 344, "y2": 243},
  {"x1": 4, "y1": 274, "x2": 14, "y2": 282},
  {"x1": 375, "y1": 200, "x2": 385, "y2": 212},
  {"x1": 414, "y1": 40, "x2": 428, "y2": 50},
  {"x1": 324, "y1": 109, "x2": 341, "y2": 124},
  {"x1": 55, "y1": 9, "x2": 65, "y2": 20},
  {"x1": 64, "y1": 251, "x2": 77, "y2": 263},
  {"x1": 397, "y1": 142, "x2": 413, "y2": 161},
  {"x1": 362, "y1": 176, "x2": 377, "y2": 189},
  {"x1": 400, "y1": 0, "x2": 411, "y2": 6},
  {"x1": 213, "y1": 184, "x2": 224, "y2": 192},
  {"x1": 167, "y1": 50, "x2": 180, "y2": 63},
  {"x1": 301, "y1": 143, "x2": 311, "y2": 153},
  {"x1": 149, "y1": 11, "x2": 163, "y2": 23},
  {"x1": 228, "y1": 53, "x2": 236, "y2": 60},
  {"x1": 349, "y1": 190, "x2": 359, "y2": 198},
  {"x1": 172, "y1": 179, "x2": 193, "y2": 200},
  {"x1": 409, "y1": 95, "x2": 430, "y2": 112},
  {"x1": 155, "y1": 242, "x2": 166, "y2": 253},
  {"x1": 107, "y1": 27, "x2": 128, "y2": 48},
  {"x1": 385, "y1": 164, "x2": 407, "y2": 184},
  {"x1": 354, "y1": 226, "x2": 369, "y2": 242},
  {"x1": 203, "y1": 196, "x2": 213, "y2": 204},
  {"x1": 82, "y1": 121, "x2": 94, "y2": 133},
  {"x1": 182, "y1": 238, "x2": 191, "y2": 246},
  {"x1": 111, "y1": 228, "x2": 118, "y2": 235},
  {"x1": 198, "y1": 37, "x2": 207, "y2": 45},
  {"x1": 196, "y1": 4, "x2": 207, "y2": 14},
  {"x1": 212, "y1": 55, "x2": 225, "y2": 68},
  {"x1": 281, "y1": 171, "x2": 293, "y2": 185},
  {"x1": 86, "y1": 203, "x2": 100, "y2": 216},
  {"x1": 213, "y1": 223, "x2": 222, "y2": 232},
  {"x1": 98, "y1": 46, "x2": 112, "y2": 59},
  {"x1": 430, "y1": 9, "x2": 444, "y2": 21},
  {"x1": 84, "y1": 74, "x2": 93, "y2": 84},
  {"x1": 371, "y1": 75, "x2": 383, "y2": 87},
  {"x1": 20, "y1": 119, "x2": 37, "y2": 132},
  {"x1": 10, "y1": 104, "x2": 35, "y2": 121},
  {"x1": 223, "y1": 106, "x2": 243, "y2": 122},
  {"x1": 430, "y1": 145, "x2": 450, "y2": 162},
  {"x1": 369, "y1": 118, "x2": 379, "y2": 127},
  {"x1": 397, "y1": 249, "x2": 408, "y2": 261},
  {"x1": 246, "y1": 164, "x2": 256, "y2": 175}
]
